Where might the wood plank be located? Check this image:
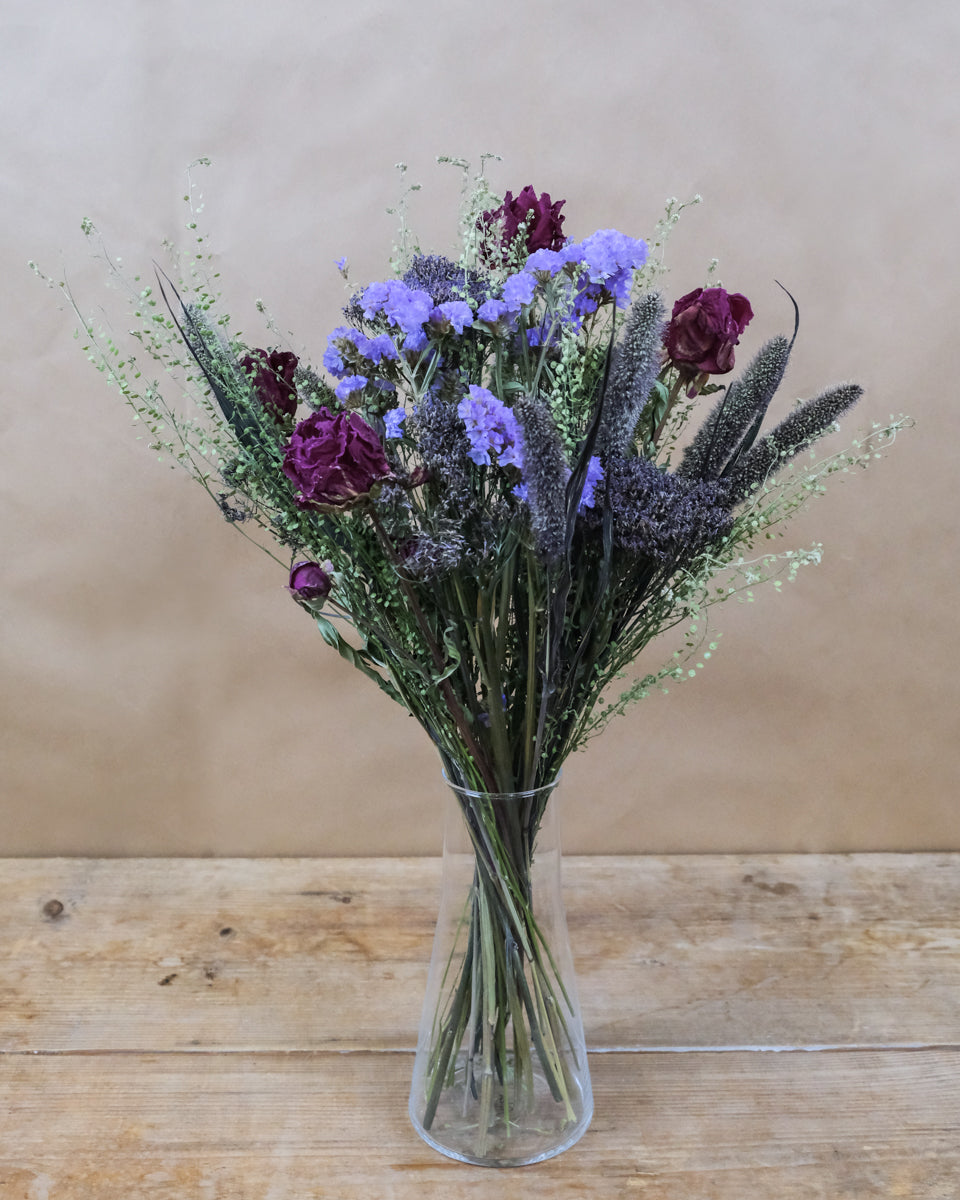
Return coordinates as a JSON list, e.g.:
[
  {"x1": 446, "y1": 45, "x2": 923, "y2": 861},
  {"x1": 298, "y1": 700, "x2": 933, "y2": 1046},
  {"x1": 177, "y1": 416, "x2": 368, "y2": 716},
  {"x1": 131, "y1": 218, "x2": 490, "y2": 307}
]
[
  {"x1": 2, "y1": 855, "x2": 958, "y2": 1053},
  {"x1": 1, "y1": 1050, "x2": 957, "y2": 1198}
]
